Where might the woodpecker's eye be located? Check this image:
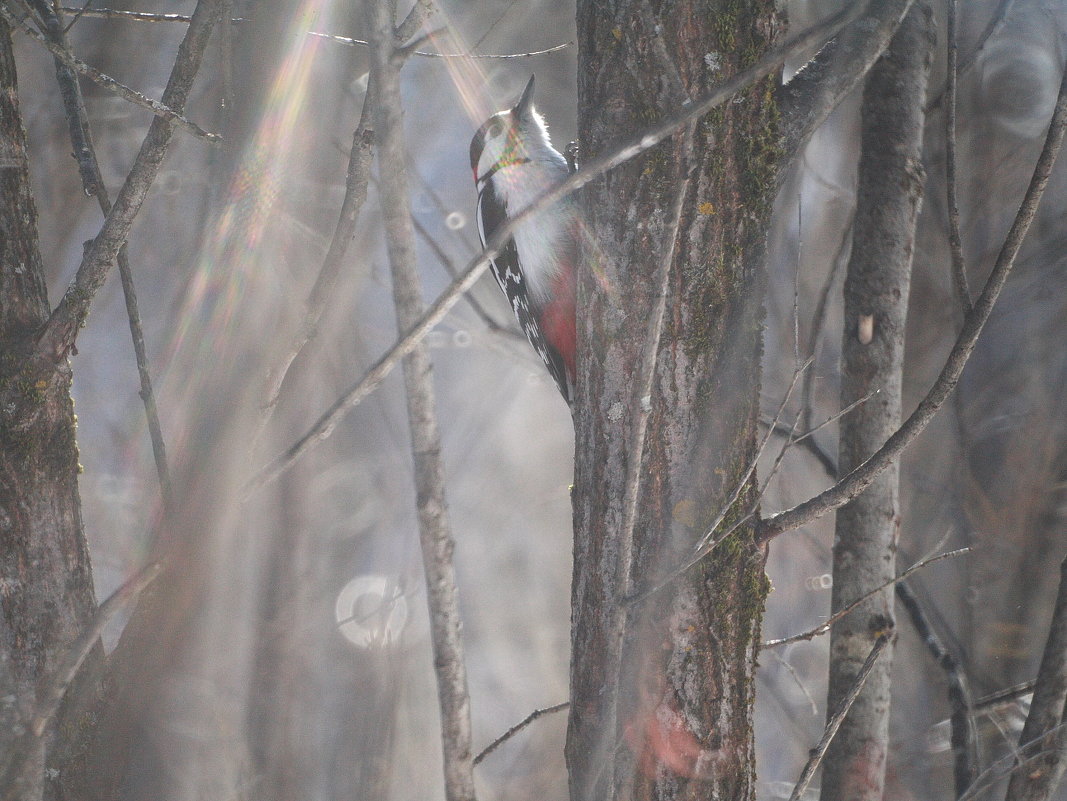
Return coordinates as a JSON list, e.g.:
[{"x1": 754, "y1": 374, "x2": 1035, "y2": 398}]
[{"x1": 487, "y1": 120, "x2": 504, "y2": 139}]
